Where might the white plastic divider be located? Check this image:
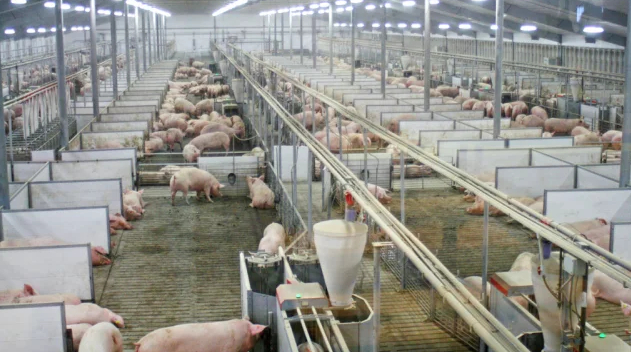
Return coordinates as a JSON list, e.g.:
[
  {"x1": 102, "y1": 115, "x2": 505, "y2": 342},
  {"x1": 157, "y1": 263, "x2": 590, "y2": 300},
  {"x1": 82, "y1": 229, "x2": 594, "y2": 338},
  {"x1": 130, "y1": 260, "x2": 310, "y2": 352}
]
[
  {"x1": 354, "y1": 99, "x2": 398, "y2": 118},
  {"x1": 420, "y1": 130, "x2": 481, "y2": 151},
  {"x1": 91, "y1": 121, "x2": 151, "y2": 138},
  {"x1": 457, "y1": 148, "x2": 531, "y2": 177},
  {"x1": 9, "y1": 185, "x2": 29, "y2": 210},
  {"x1": 61, "y1": 148, "x2": 138, "y2": 176},
  {"x1": 543, "y1": 188, "x2": 631, "y2": 223},
  {"x1": 535, "y1": 146, "x2": 602, "y2": 165},
  {"x1": 80, "y1": 131, "x2": 145, "y2": 152},
  {"x1": 399, "y1": 98, "x2": 445, "y2": 106},
  {"x1": 9, "y1": 162, "x2": 50, "y2": 182},
  {"x1": 332, "y1": 88, "x2": 371, "y2": 101},
  {"x1": 51, "y1": 160, "x2": 134, "y2": 191},
  {"x1": 341, "y1": 93, "x2": 385, "y2": 105},
  {"x1": 485, "y1": 128, "x2": 543, "y2": 139},
  {"x1": 274, "y1": 146, "x2": 310, "y2": 182},
  {"x1": 575, "y1": 167, "x2": 619, "y2": 189},
  {"x1": 197, "y1": 155, "x2": 262, "y2": 197},
  {"x1": 100, "y1": 112, "x2": 153, "y2": 123},
  {"x1": 611, "y1": 222, "x2": 631, "y2": 262},
  {"x1": 495, "y1": 166, "x2": 575, "y2": 198},
  {"x1": 0, "y1": 303, "x2": 66, "y2": 352},
  {"x1": 531, "y1": 150, "x2": 571, "y2": 166},
  {"x1": 507, "y1": 137, "x2": 574, "y2": 148},
  {"x1": 579, "y1": 164, "x2": 621, "y2": 181},
  {"x1": 437, "y1": 111, "x2": 485, "y2": 120},
  {"x1": 436, "y1": 139, "x2": 505, "y2": 165},
  {"x1": 340, "y1": 153, "x2": 392, "y2": 189},
  {"x1": 379, "y1": 112, "x2": 432, "y2": 129},
  {"x1": 29, "y1": 179, "x2": 123, "y2": 215},
  {"x1": 456, "y1": 119, "x2": 511, "y2": 130},
  {"x1": 1, "y1": 206, "x2": 111, "y2": 253},
  {"x1": 400, "y1": 120, "x2": 456, "y2": 139},
  {"x1": 366, "y1": 105, "x2": 413, "y2": 123},
  {"x1": 427, "y1": 104, "x2": 462, "y2": 112},
  {"x1": 0, "y1": 244, "x2": 94, "y2": 301},
  {"x1": 31, "y1": 150, "x2": 55, "y2": 162},
  {"x1": 9, "y1": 183, "x2": 24, "y2": 196}
]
